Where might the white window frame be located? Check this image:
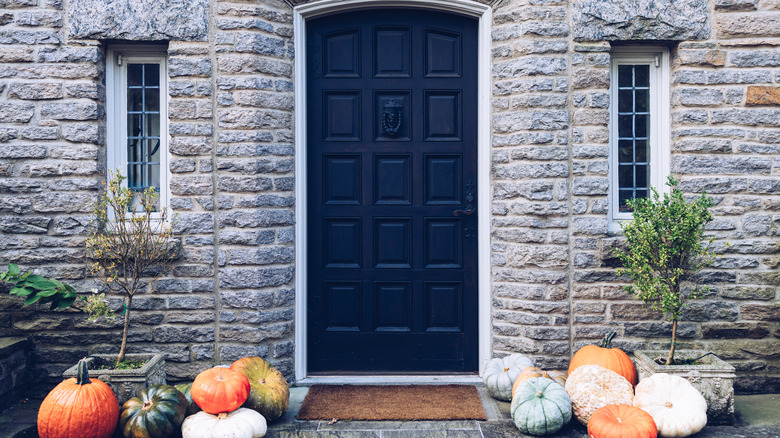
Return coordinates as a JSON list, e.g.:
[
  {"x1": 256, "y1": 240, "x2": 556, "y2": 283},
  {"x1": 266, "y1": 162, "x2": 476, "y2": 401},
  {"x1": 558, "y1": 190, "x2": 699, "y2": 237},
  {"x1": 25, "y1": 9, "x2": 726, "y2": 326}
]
[
  {"x1": 106, "y1": 46, "x2": 170, "y2": 216},
  {"x1": 608, "y1": 47, "x2": 671, "y2": 233}
]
